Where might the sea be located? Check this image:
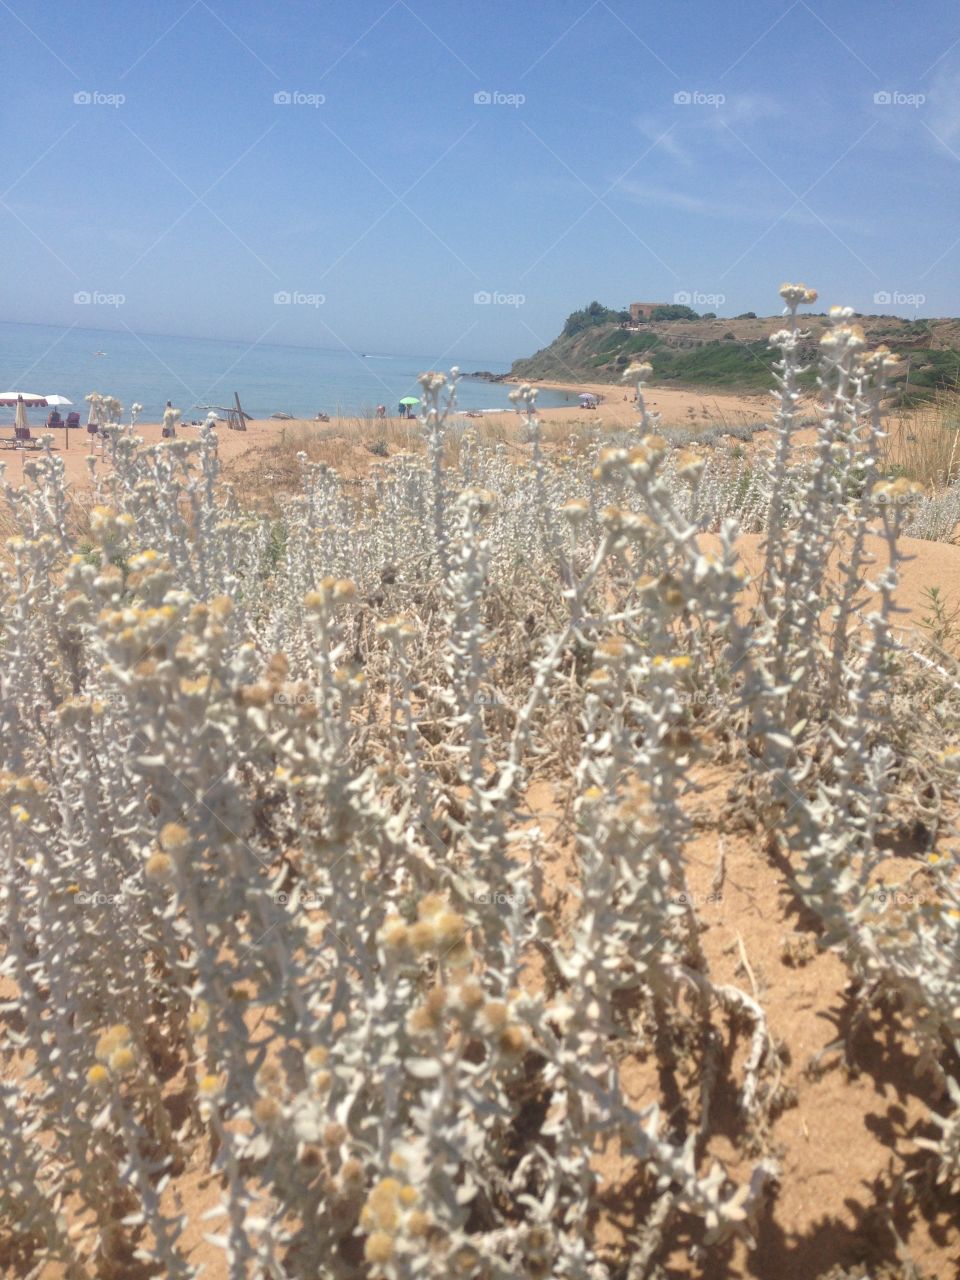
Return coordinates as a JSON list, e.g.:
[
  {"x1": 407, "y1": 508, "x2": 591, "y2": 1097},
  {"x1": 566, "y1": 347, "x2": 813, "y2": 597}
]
[{"x1": 0, "y1": 321, "x2": 577, "y2": 423}]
